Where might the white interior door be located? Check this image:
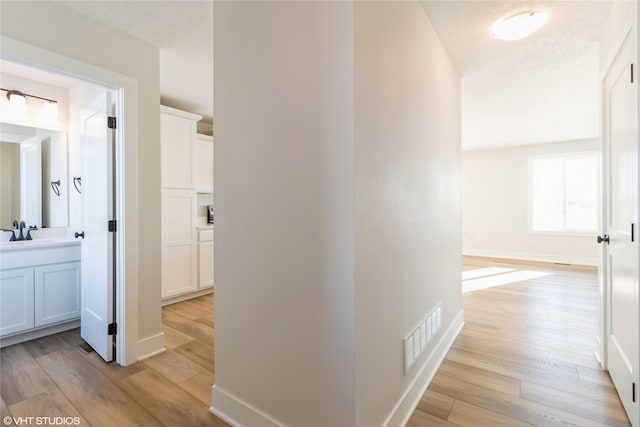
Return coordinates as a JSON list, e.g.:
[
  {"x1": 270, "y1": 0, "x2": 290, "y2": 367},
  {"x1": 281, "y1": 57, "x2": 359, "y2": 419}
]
[
  {"x1": 604, "y1": 29, "x2": 638, "y2": 426},
  {"x1": 80, "y1": 91, "x2": 115, "y2": 362}
]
